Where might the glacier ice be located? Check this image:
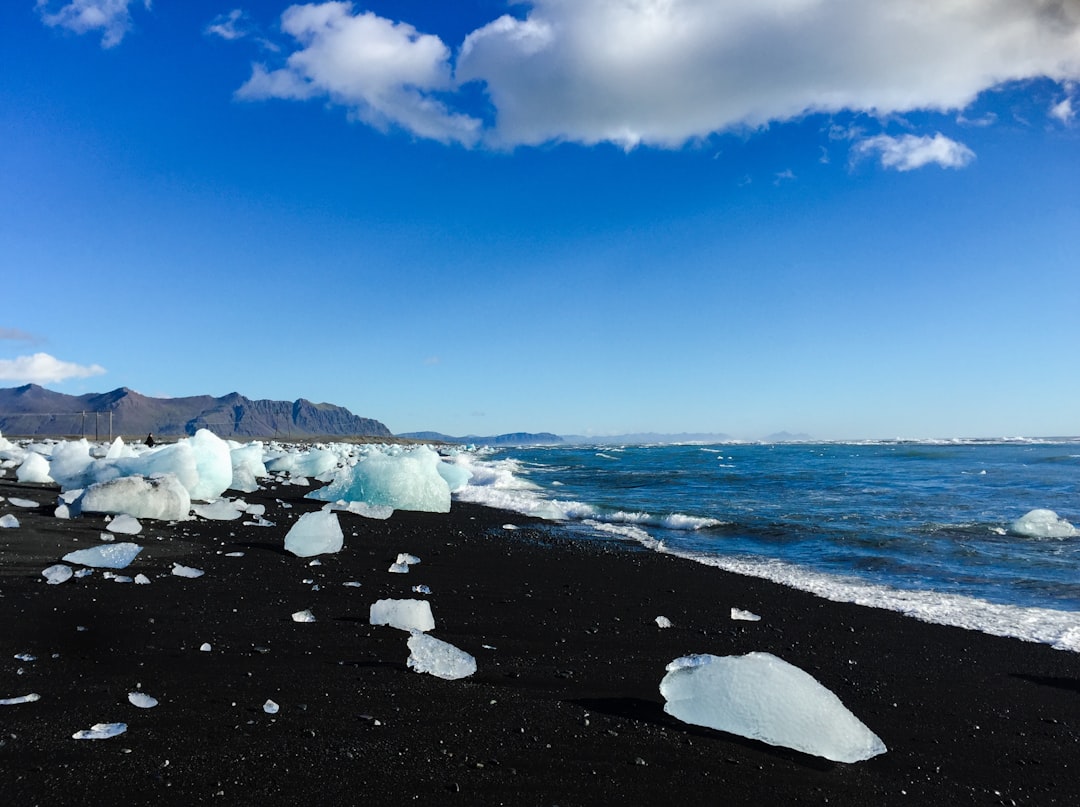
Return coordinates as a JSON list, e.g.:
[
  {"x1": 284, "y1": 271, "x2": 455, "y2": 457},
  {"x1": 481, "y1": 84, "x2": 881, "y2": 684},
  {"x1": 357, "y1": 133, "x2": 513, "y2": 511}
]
[
  {"x1": 436, "y1": 459, "x2": 472, "y2": 492},
  {"x1": 291, "y1": 609, "x2": 316, "y2": 623},
  {"x1": 1010, "y1": 508, "x2": 1077, "y2": 538},
  {"x1": 284, "y1": 509, "x2": 344, "y2": 557},
  {"x1": 263, "y1": 699, "x2": 280, "y2": 714},
  {"x1": 230, "y1": 443, "x2": 268, "y2": 493},
  {"x1": 42, "y1": 564, "x2": 73, "y2": 584},
  {"x1": 192, "y1": 498, "x2": 245, "y2": 521},
  {"x1": 388, "y1": 561, "x2": 410, "y2": 573},
  {"x1": 77, "y1": 474, "x2": 191, "y2": 521},
  {"x1": 0, "y1": 514, "x2": 18, "y2": 528},
  {"x1": 128, "y1": 691, "x2": 158, "y2": 708},
  {"x1": 72, "y1": 722, "x2": 127, "y2": 740},
  {"x1": 107, "y1": 514, "x2": 143, "y2": 535},
  {"x1": 16, "y1": 451, "x2": 53, "y2": 483},
  {"x1": 171, "y1": 563, "x2": 204, "y2": 578},
  {"x1": 309, "y1": 446, "x2": 451, "y2": 513},
  {"x1": 660, "y1": 652, "x2": 886, "y2": 763},
  {"x1": 655, "y1": 616, "x2": 673, "y2": 628},
  {"x1": 134, "y1": 573, "x2": 151, "y2": 584},
  {"x1": 396, "y1": 553, "x2": 421, "y2": 565},
  {"x1": 407, "y1": 632, "x2": 477, "y2": 680},
  {"x1": 0, "y1": 693, "x2": 41, "y2": 706},
  {"x1": 731, "y1": 608, "x2": 762, "y2": 622},
  {"x1": 369, "y1": 598, "x2": 435, "y2": 633},
  {"x1": 62, "y1": 543, "x2": 143, "y2": 570},
  {"x1": 187, "y1": 429, "x2": 234, "y2": 500}
]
